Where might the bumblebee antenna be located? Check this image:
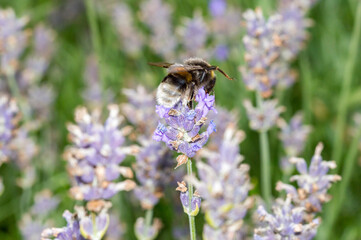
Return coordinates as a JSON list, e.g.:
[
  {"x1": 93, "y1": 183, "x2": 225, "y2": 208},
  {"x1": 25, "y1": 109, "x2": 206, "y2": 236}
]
[{"x1": 209, "y1": 66, "x2": 234, "y2": 80}]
